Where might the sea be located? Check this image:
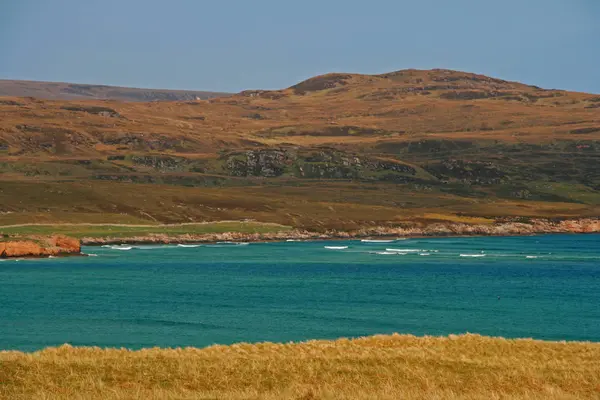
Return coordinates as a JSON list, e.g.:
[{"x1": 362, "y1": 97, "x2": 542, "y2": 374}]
[{"x1": 1, "y1": 234, "x2": 599, "y2": 351}]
